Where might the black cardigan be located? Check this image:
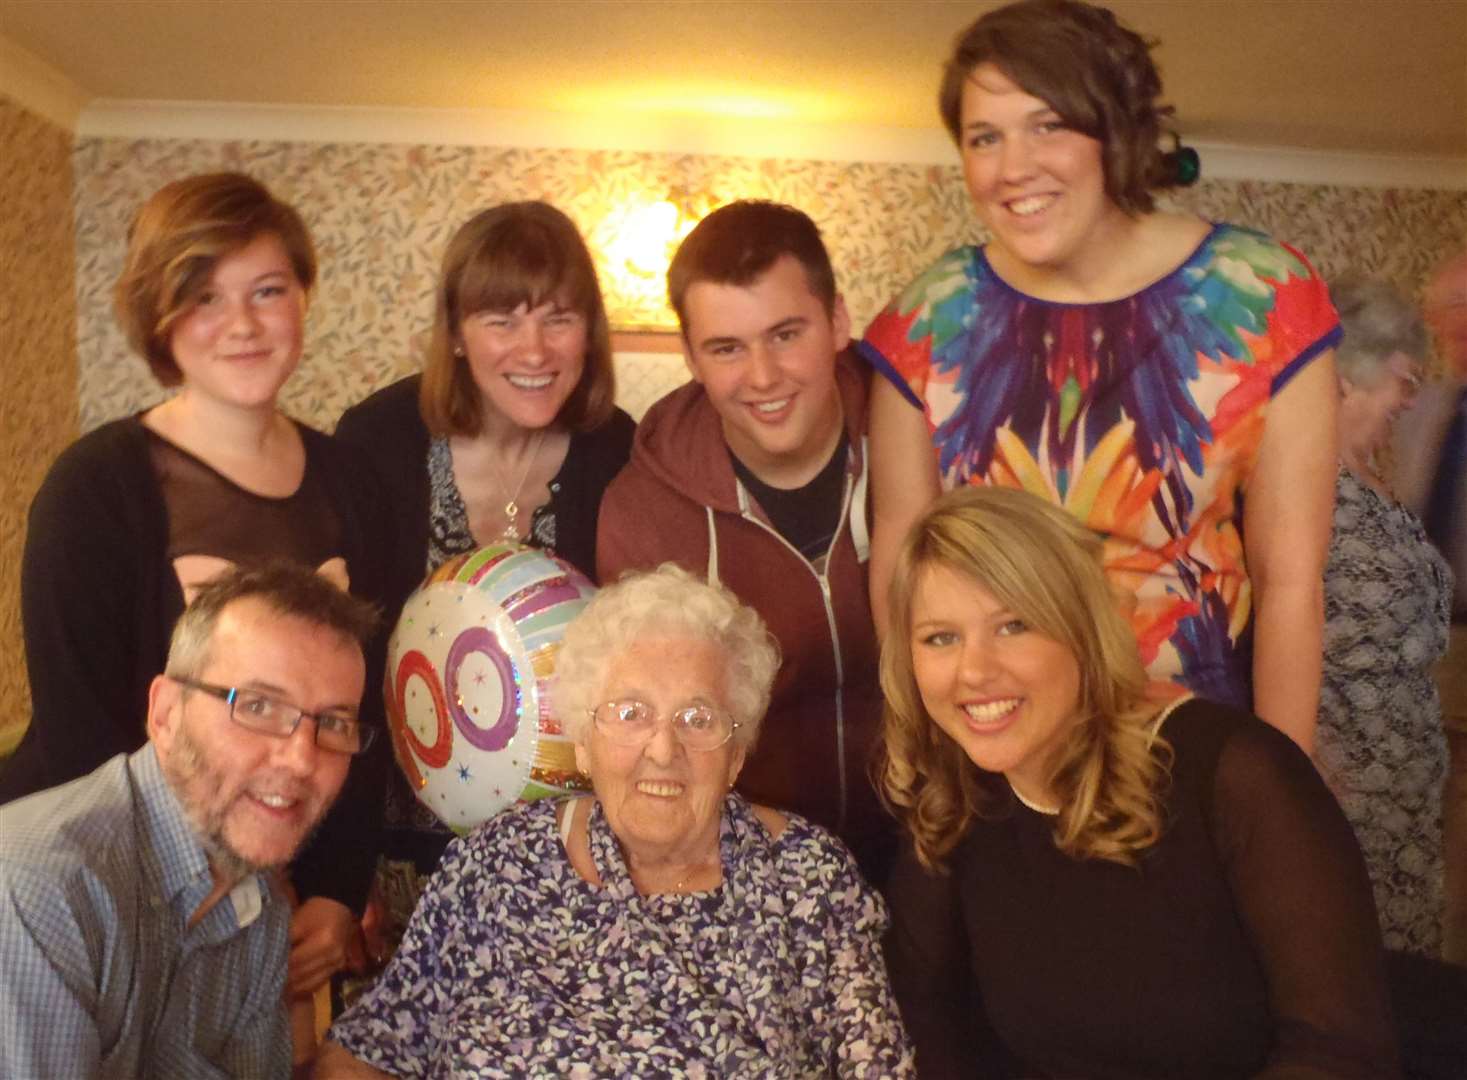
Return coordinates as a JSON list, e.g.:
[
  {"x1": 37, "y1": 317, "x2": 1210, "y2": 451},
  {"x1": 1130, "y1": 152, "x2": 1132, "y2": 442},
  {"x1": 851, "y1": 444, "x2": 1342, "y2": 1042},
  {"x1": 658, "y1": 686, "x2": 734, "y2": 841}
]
[
  {"x1": 334, "y1": 373, "x2": 635, "y2": 608},
  {"x1": 3, "y1": 415, "x2": 390, "y2": 912},
  {"x1": 334, "y1": 374, "x2": 634, "y2": 870}
]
